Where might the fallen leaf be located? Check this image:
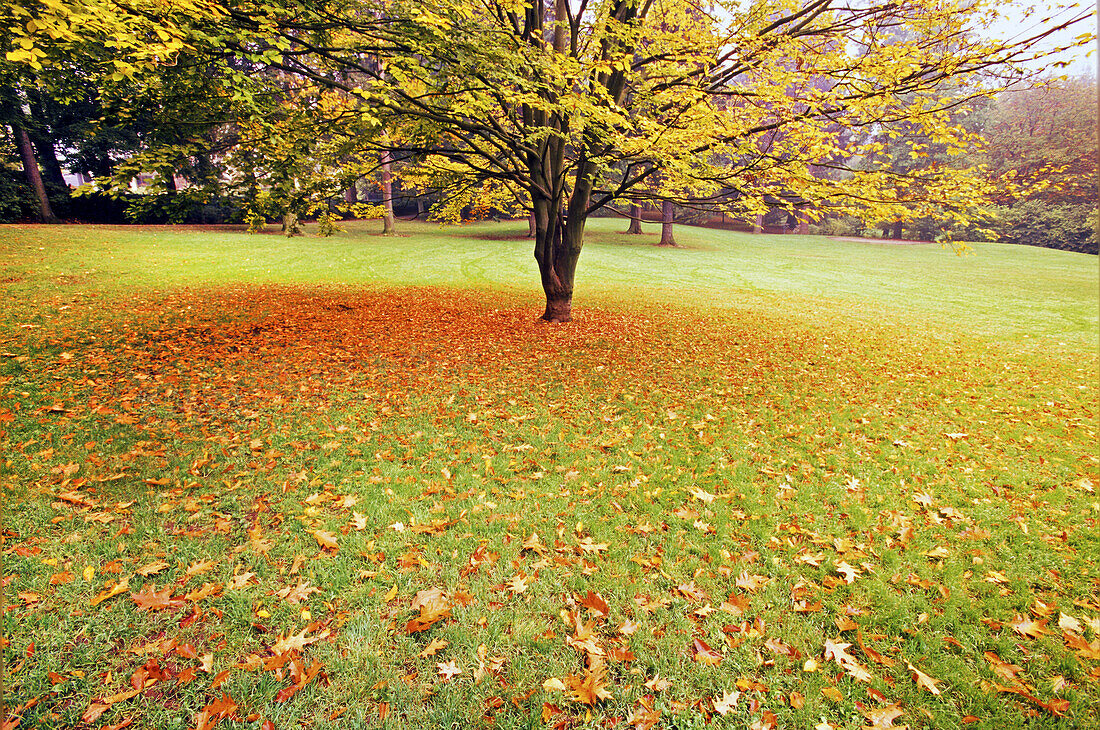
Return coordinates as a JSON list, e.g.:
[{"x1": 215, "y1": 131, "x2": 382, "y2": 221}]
[
  {"x1": 311, "y1": 529, "x2": 339, "y2": 551},
  {"x1": 712, "y1": 689, "x2": 740, "y2": 715},
  {"x1": 130, "y1": 584, "x2": 179, "y2": 611},
  {"x1": 692, "y1": 637, "x2": 723, "y2": 665},
  {"x1": 419, "y1": 638, "x2": 449, "y2": 658},
  {"x1": 907, "y1": 661, "x2": 941, "y2": 695},
  {"x1": 861, "y1": 703, "x2": 905, "y2": 728},
  {"x1": 1010, "y1": 615, "x2": 1048, "y2": 639},
  {"x1": 437, "y1": 660, "x2": 462, "y2": 681},
  {"x1": 136, "y1": 561, "x2": 168, "y2": 577},
  {"x1": 90, "y1": 577, "x2": 131, "y2": 607}
]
